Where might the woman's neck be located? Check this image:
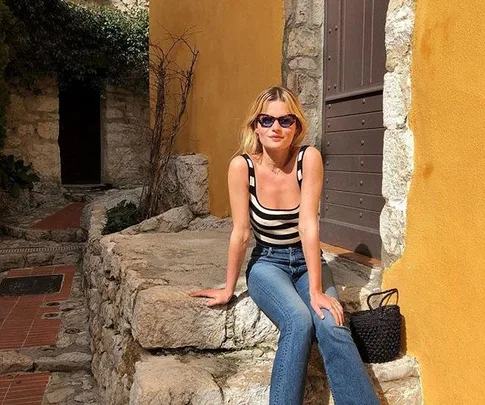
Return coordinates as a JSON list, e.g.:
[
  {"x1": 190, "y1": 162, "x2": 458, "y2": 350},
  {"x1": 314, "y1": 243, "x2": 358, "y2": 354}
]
[{"x1": 260, "y1": 146, "x2": 295, "y2": 173}]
